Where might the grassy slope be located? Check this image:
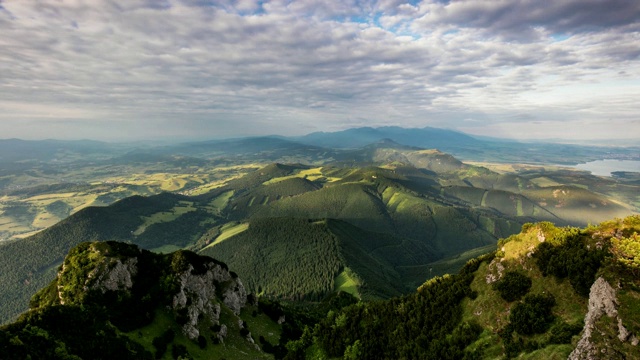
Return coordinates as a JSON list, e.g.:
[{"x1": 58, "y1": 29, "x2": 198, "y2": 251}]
[{"x1": 294, "y1": 216, "x2": 640, "y2": 359}]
